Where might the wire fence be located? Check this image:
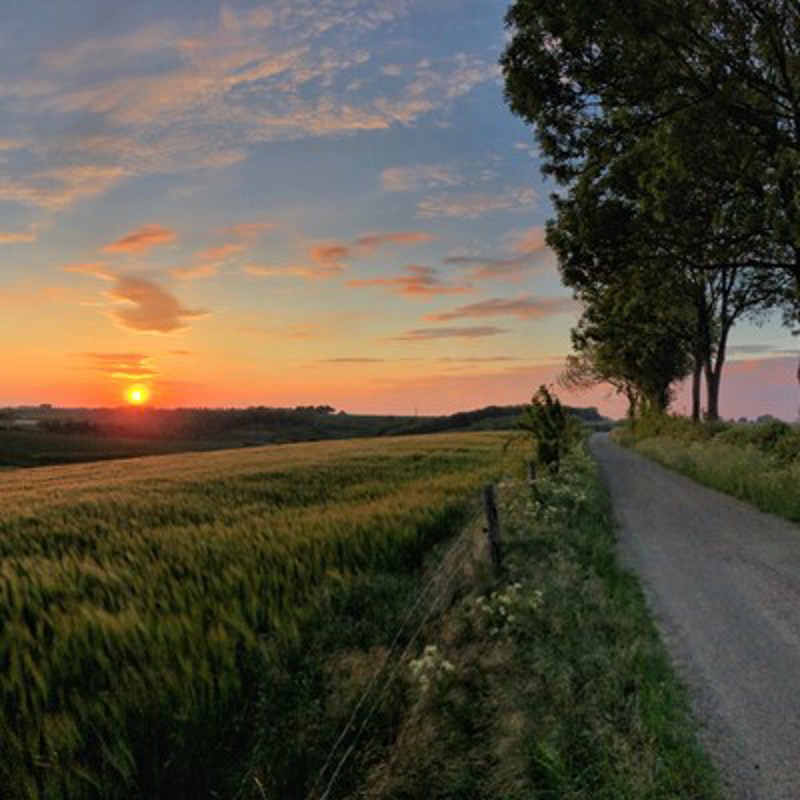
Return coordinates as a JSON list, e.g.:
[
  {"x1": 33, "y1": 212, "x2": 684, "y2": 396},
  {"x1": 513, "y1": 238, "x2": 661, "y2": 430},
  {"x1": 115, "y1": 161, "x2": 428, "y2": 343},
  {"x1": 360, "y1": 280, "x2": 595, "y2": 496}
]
[{"x1": 307, "y1": 524, "x2": 478, "y2": 800}]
